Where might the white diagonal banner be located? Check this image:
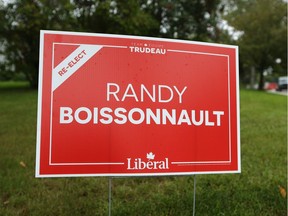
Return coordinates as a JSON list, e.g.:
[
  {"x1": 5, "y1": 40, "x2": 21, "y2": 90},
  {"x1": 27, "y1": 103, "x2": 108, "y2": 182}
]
[{"x1": 52, "y1": 45, "x2": 102, "y2": 91}]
